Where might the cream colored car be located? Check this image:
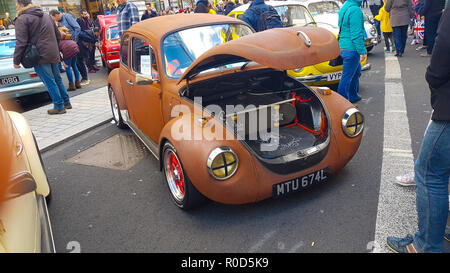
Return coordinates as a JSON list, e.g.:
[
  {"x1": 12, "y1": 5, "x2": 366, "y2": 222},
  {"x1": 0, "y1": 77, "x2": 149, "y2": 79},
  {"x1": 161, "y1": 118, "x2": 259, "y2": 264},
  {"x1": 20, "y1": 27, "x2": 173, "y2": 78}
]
[{"x1": 0, "y1": 103, "x2": 54, "y2": 253}]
